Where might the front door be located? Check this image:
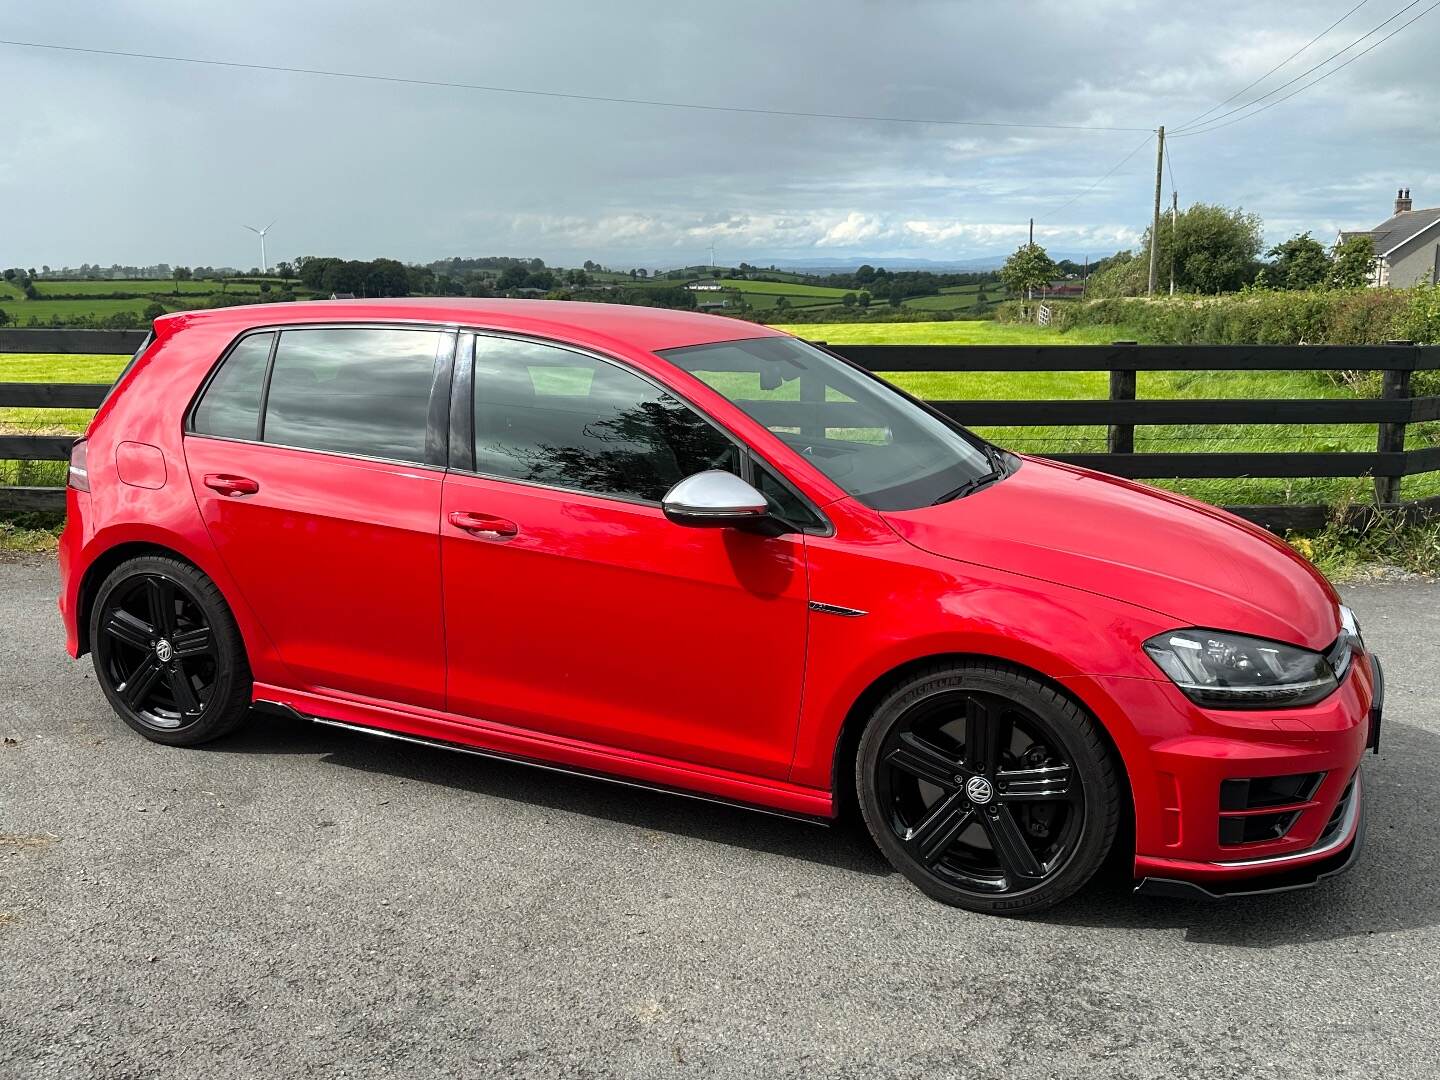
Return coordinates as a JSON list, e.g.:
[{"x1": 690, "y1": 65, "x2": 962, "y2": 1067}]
[
  {"x1": 440, "y1": 333, "x2": 809, "y2": 780},
  {"x1": 184, "y1": 325, "x2": 453, "y2": 709}
]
